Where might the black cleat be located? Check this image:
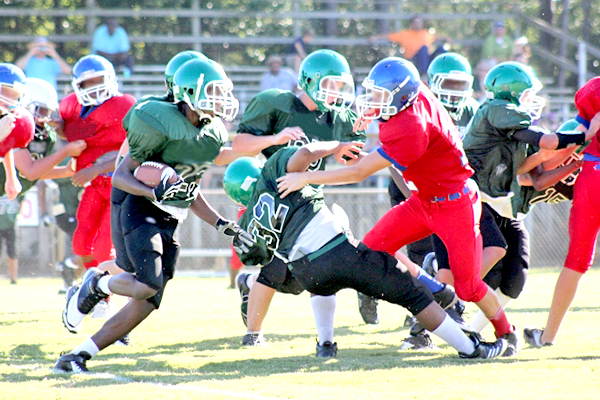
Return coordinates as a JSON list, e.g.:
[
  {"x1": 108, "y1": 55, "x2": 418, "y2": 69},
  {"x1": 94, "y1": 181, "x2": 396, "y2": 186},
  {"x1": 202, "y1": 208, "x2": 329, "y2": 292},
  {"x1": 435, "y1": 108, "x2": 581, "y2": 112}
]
[
  {"x1": 500, "y1": 327, "x2": 522, "y2": 357},
  {"x1": 62, "y1": 284, "x2": 81, "y2": 334},
  {"x1": 54, "y1": 351, "x2": 91, "y2": 373},
  {"x1": 409, "y1": 321, "x2": 425, "y2": 336},
  {"x1": 403, "y1": 314, "x2": 415, "y2": 327},
  {"x1": 401, "y1": 332, "x2": 436, "y2": 350},
  {"x1": 242, "y1": 333, "x2": 266, "y2": 346},
  {"x1": 316, "y1": 340, "x2": 338, "y2": 357},
  {"x1": 433, "y1": 284, "x2": 459, "y2": 310},
  {"x1": 116, "y1": 333, "x2": 130, "y2": 346},
  {"x1": 523, "y1": 327, "x2": 553, "y2": 348},
  {"x1": 357, "y1": 292, "x2": 379, "y2": 325},
  {"x1": 77, "y1": 268, "x2": 110, "y2": 315},
  {"x1": 459, "y1": 333, "x2": 508, "y2": 359},
  {"x1": 237, "y1": 273, "x2": 251, "y2": 327}
]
